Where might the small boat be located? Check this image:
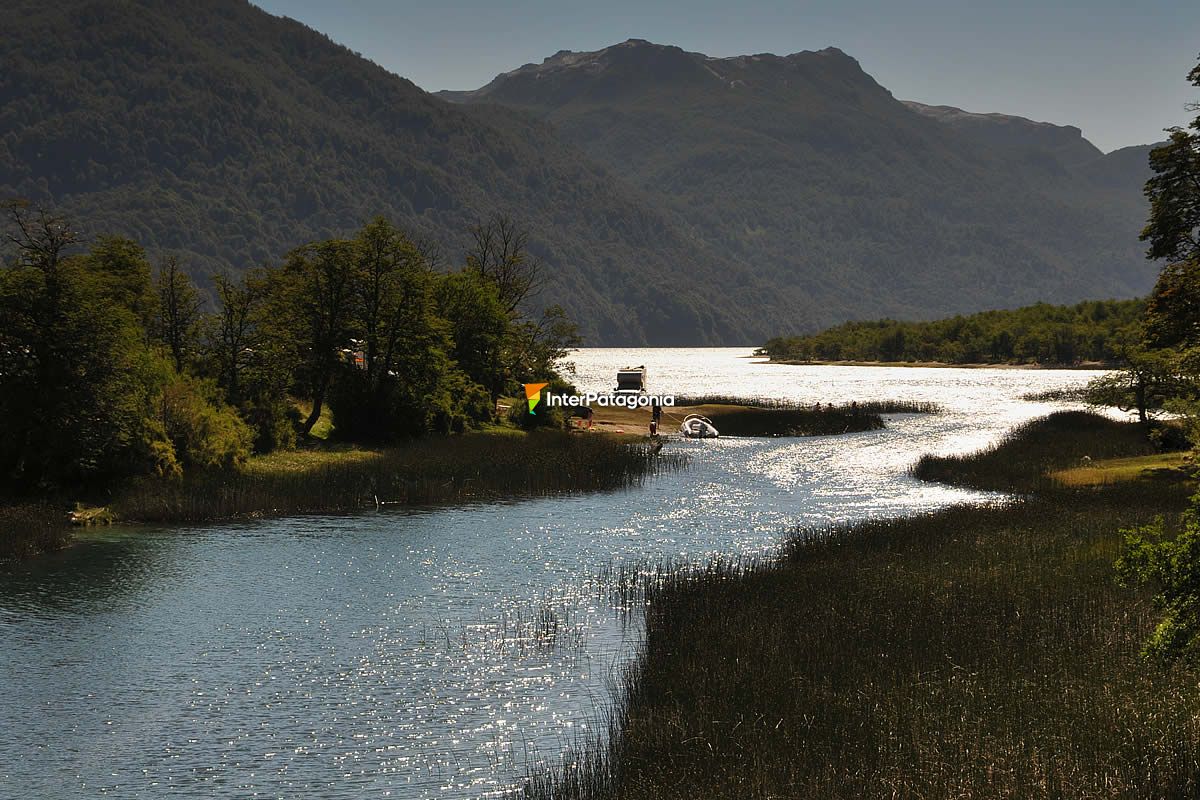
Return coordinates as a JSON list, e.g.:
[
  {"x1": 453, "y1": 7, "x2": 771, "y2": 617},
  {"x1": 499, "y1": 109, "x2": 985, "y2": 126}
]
[{"x1": 679, "y1": 414, "x2": 719, "y2": 439}]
